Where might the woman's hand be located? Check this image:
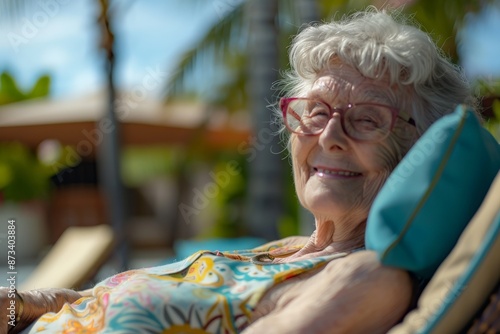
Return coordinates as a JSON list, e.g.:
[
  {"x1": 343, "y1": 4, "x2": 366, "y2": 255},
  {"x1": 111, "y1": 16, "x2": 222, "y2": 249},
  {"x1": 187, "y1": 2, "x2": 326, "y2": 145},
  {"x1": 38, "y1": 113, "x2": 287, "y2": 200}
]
[{"x1": 0, "y1": 287, "x2": 83, "y2": 334}]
